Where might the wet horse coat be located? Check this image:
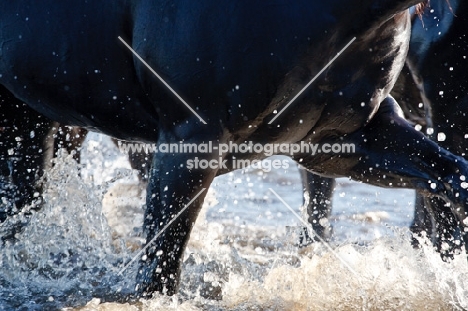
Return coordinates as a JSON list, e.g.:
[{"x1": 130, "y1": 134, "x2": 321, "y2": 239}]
[
  {"x1": 302, "y1": 0, "x2": 468, "y2": 257},
  {"x1": 1, "y1": 0, "x2": 468, "y2": 296}
]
